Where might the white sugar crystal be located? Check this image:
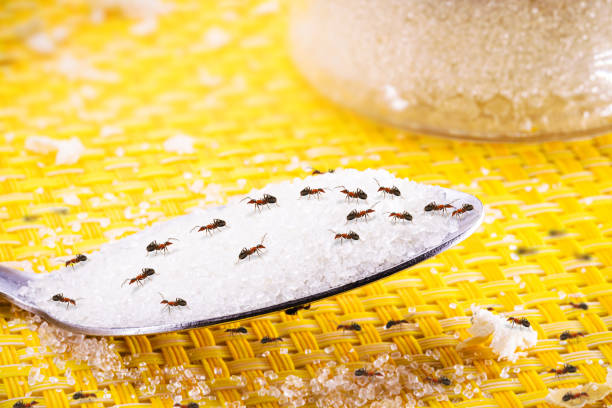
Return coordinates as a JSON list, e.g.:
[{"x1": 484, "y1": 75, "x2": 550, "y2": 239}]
[
  {"x1": 163, "y1": 134, "x2": 195, "y2": 154},
  {"x1": 203, "y1": 27, "x2": 231, "y2": 49},
  {"x1": 26, "y1": 32, "x2": 56, "y2": 54},
  {"x1": 21, "y1": 169, "x2": 462, "y2": 329},
  {"x1": 24, "y1": 135, "x2": 85, "y2": 165}
]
